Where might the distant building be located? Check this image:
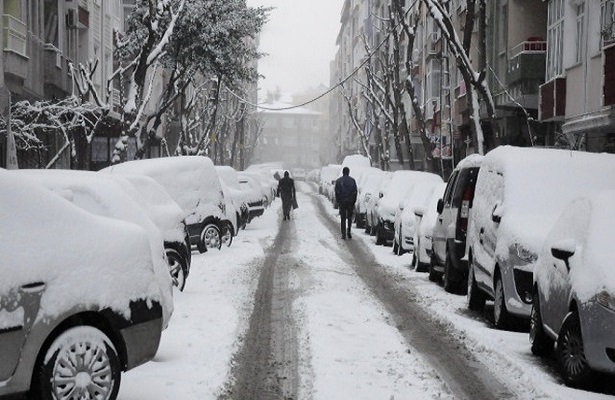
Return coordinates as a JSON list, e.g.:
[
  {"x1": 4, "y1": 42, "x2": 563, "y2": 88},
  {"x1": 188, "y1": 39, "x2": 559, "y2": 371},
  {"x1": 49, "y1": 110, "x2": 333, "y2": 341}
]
[{"x1": 254, "y1": 99, "x2": 323, "y2": 169}]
